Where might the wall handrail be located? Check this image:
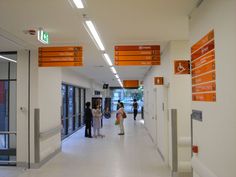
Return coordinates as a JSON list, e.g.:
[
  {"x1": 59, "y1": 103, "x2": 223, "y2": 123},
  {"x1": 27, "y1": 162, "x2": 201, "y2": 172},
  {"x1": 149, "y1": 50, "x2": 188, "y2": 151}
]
[
  {"x1": 0, "y1": 131, "x2": 17, "y2": 135},
  {"x1": 39, "y1": 125, "x2": 61, "y2": 140}
]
